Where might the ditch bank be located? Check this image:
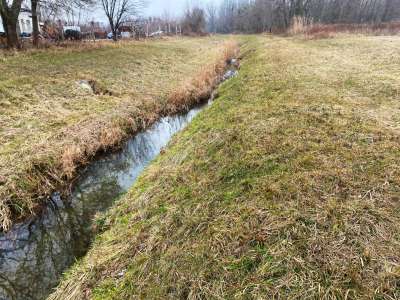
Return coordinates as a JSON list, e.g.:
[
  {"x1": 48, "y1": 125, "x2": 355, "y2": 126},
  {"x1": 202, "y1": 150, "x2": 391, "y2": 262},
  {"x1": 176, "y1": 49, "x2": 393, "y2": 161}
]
[{"x1": 0, "y1": 62, "x2": 238, "y2": 300}]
